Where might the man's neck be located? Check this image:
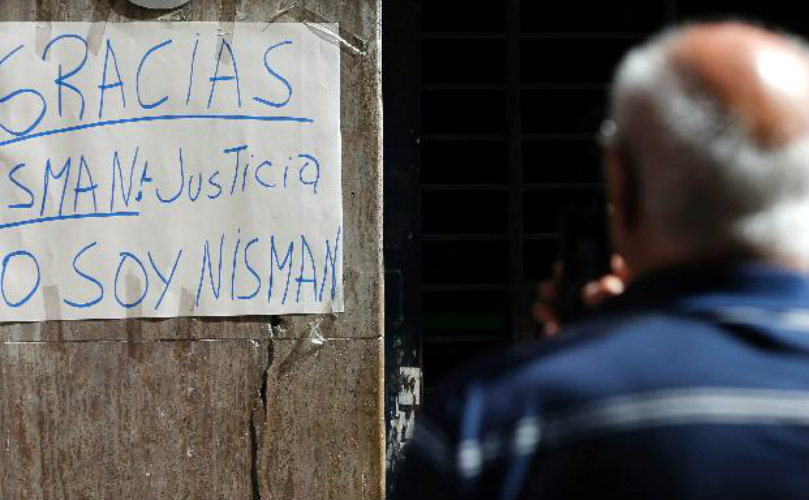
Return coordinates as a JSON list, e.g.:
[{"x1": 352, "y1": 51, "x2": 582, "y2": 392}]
[{"x1": 629, "y1": 253, "x2": 809, "y2": 282}]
